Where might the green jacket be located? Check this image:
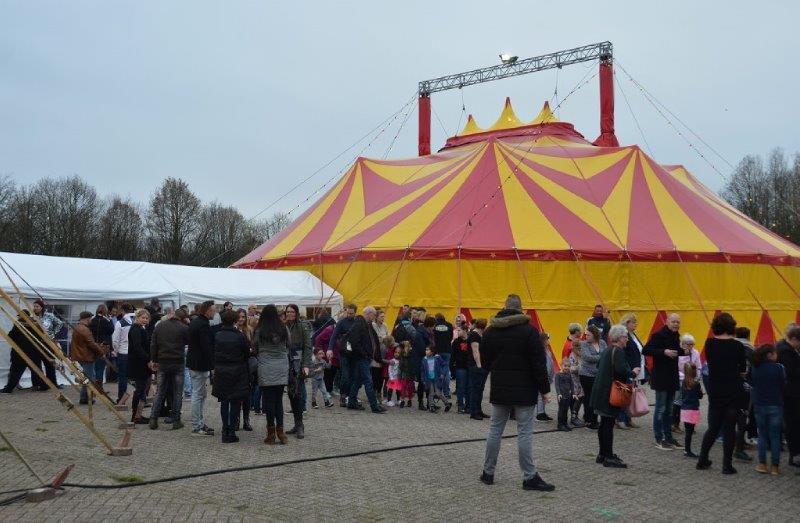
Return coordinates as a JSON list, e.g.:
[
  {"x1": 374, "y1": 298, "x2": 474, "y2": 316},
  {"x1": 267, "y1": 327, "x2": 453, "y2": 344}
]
[{"x1": 590, "y1": 344, "x2": 634, "y2": 417}]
